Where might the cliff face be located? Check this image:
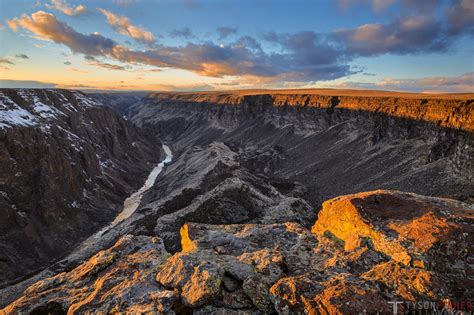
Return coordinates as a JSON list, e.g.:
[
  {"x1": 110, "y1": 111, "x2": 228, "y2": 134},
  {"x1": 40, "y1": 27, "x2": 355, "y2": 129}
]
[
  {"x1": 1, "y1": 89, "x2": 473, "y2": 312},
  {"x1": 145, "y1": 91, "x2": 474, "y2": 132},
  {"x1": 0, "y1": 89, "x2": 161, "y2": 287},
  {"x1": 131, "y1": 91, "x2": 473, "y2": 206},
  {"x1": 3, "y1": 190, "x2": 472, "y2": 314}
]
